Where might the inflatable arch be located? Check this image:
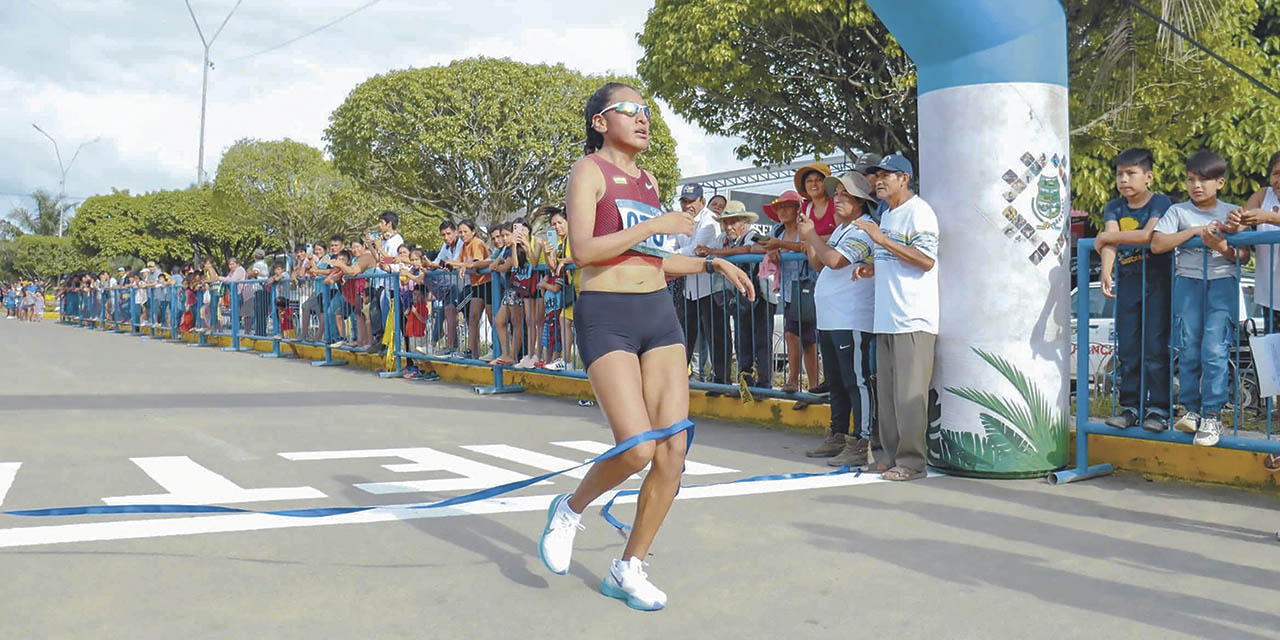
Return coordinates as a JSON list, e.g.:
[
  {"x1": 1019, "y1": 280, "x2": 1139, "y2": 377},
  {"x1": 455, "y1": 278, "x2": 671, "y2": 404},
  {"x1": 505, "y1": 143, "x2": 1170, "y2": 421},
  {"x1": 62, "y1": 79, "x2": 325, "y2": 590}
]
[{"x1": 865, "y1": 0, "x2": 1071, "y2": 477}]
